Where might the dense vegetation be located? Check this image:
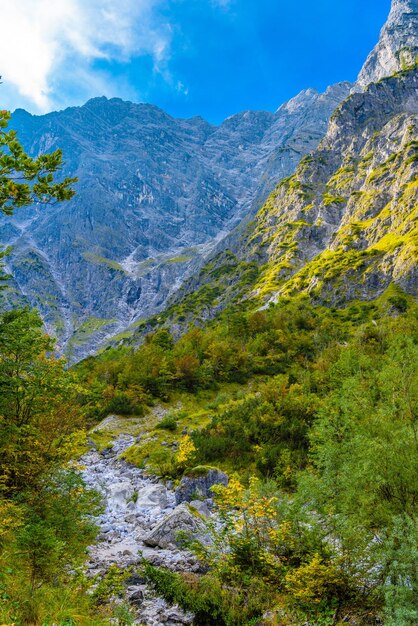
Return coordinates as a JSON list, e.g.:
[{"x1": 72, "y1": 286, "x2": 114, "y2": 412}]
[
  {"x1": 2, "y1": 291, "x2": 416, "y2": 624},
  {"x1": 78, "y1": 291, "x2": 418, "y2": 625}
]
